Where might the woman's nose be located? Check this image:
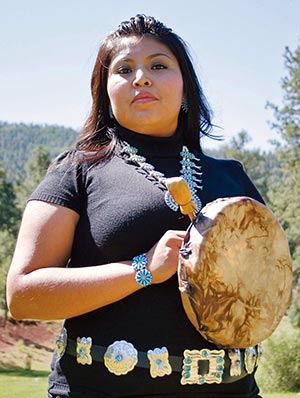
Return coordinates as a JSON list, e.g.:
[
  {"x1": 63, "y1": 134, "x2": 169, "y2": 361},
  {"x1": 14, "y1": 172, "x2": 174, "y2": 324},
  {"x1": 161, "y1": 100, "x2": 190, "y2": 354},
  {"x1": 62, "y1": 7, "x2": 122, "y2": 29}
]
[{"x1": 132, "y1": 69, "x2": 151, "y2": 87}]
